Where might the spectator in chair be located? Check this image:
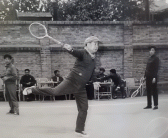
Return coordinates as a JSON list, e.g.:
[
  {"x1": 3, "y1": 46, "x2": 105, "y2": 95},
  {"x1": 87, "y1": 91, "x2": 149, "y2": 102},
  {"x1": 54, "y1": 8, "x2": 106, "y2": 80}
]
[
  {"x1": 96, "y1": 67, "x2": 108, "y2": 95},
  {"x1": 51, "y1": 70, "x2": 63, "y2": 86},
  {"x1": 98, "y1": 69, "x2": 125, "y2": 99},
  {"x1": 20, "y1": 69, "x2": 36, "y2": 101},
  {"x1": 96, "y1": 67, "x2": 106, "y2": 82}
]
